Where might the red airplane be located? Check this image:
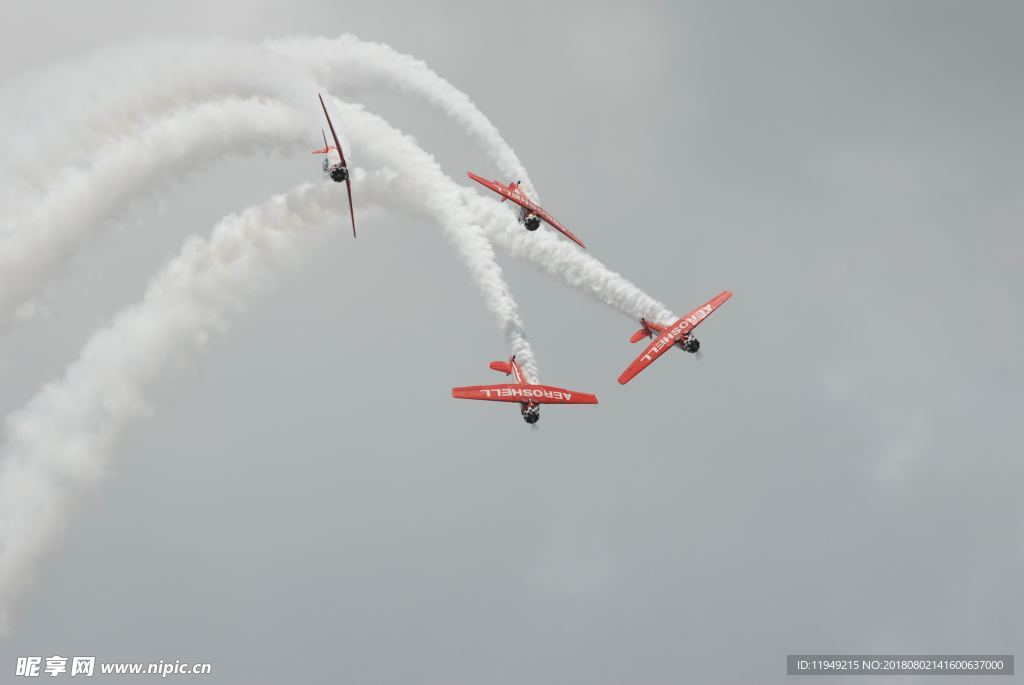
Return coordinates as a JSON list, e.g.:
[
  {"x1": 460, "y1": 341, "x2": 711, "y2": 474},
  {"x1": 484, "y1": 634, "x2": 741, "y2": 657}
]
[
  {"x1": 313, "y1": 93, "x2": 356, "y2": 237},
  {"x1": 618, "y1": 290, "x2": 733, "y2": 385},
  {"x1": 452, "y1": 356, "x2": 598, "y2": 424},
  {"x1": 467, "y1": 171, "x2": 586, "y2": 249}
]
